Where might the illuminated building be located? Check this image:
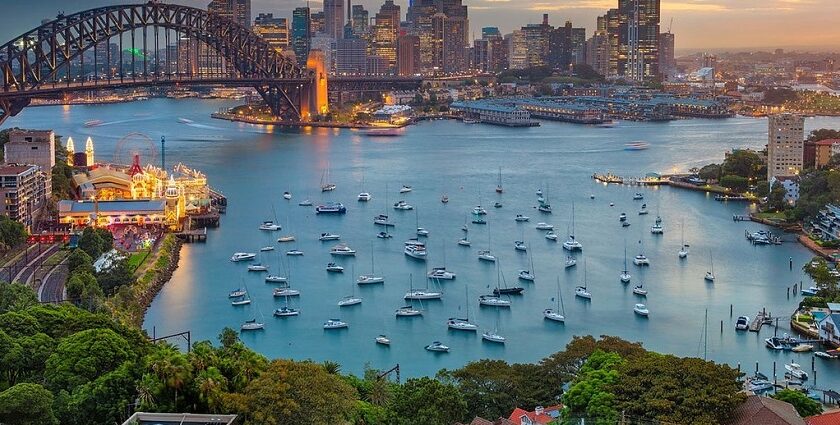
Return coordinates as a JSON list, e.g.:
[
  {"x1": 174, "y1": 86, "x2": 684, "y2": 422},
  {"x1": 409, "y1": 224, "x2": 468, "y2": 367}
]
[
  {"x1": 65, "y1": 137, "x2": 75, "y2": 166},
  {"x1": 659, "y1": 31, "x2": 675, "y2": 77},
  {"x1": 0, "y1": 164, "x2": 48, "y2": 231},
  {"x1": 767, "y1": 113, "x2": 805, "y2": 181},
  {"x1": 85, "y1": 137, "x2": 94, "y2": 166},
  {"x1": 372, "y1": 0, "x2": 401, "y2": 71},
  {"x1": 254, "y1": 13, "x2": 289, "y2": 53},
  {"x1": 207, "y1": 0, "x2": 251, "y2": 28},
  {"x1": 323, "y1": 0, "x2": 344, "y2": 39},
  {"x1": 292, "y1": 7, "x2": 311, "y2": 67},
  {"x1": 407, "y1": 0, "x2": 469, "y2": 75},
  {"x1": 507, "y1": 30, "x2": 527, "y2": 70},
  {"x1": 310, "y1": 12, "x2": 326, "y2": 35},
  {"x1": 351, "y1": 5, "x2": 369, "y2": 36},
  {"x1": 613, "y1": 0, "x2": 660, "y2": 81},
  {"x1": 397, "y1": 34, "x2": 420, "y2": 76},
  {"x1": 336, "y1": 38, "x2": 367, "y2": 74}
]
